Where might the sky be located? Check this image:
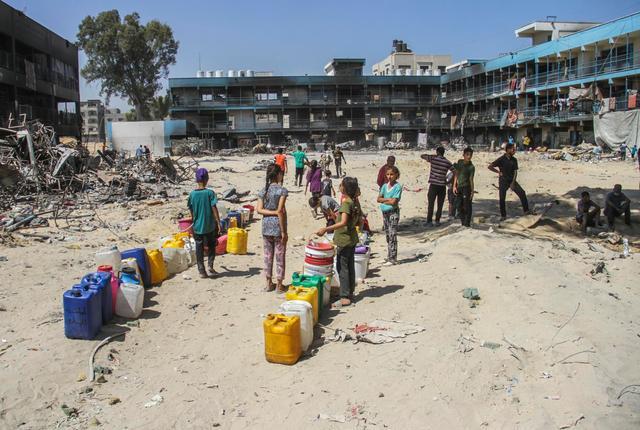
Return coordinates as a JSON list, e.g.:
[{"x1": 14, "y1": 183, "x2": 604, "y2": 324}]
[{"x1": 5, "y1": 0, "x2": 640, "y2": 111}]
